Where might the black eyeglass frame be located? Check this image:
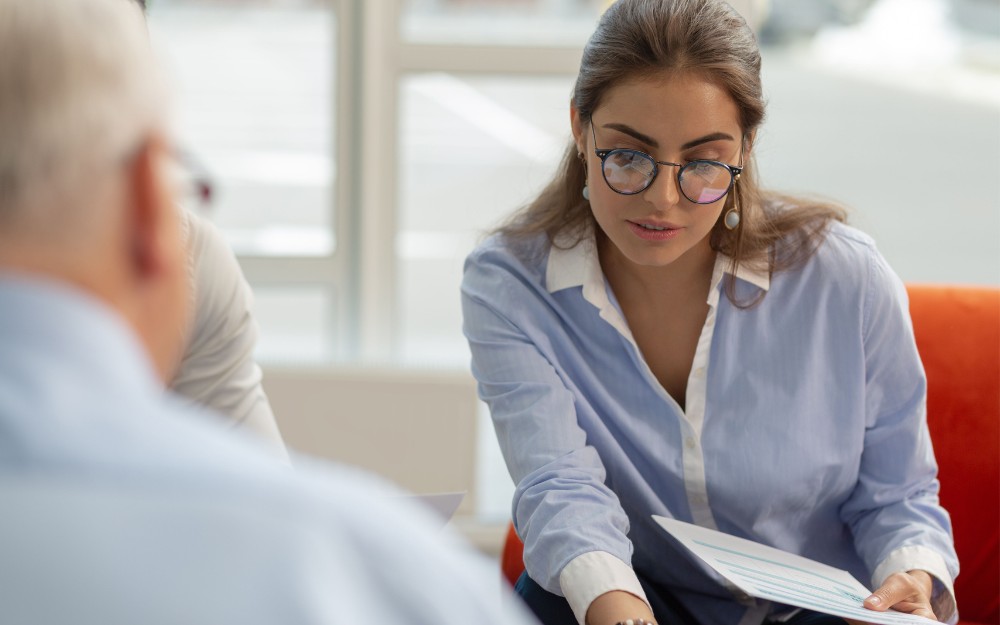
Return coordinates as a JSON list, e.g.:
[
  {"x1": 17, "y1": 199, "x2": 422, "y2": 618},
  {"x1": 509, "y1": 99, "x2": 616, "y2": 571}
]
[
  {"x1": 589, "y1": 122, "x2": 744, "y2": 205},
  {"x1": 173, "y1": 147, "x2": 215, "y2": 212}
]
